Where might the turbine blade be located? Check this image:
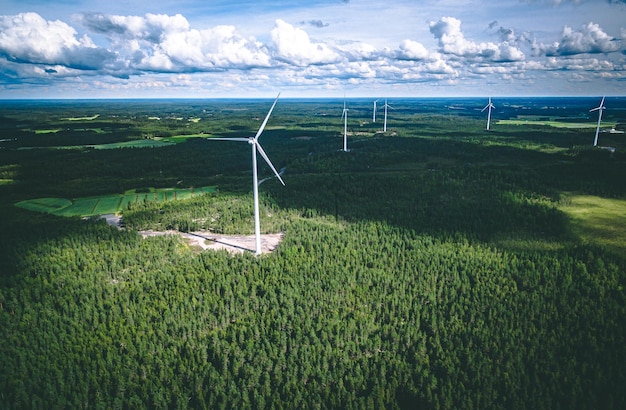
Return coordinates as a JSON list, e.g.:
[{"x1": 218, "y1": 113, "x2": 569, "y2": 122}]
[
  {"x1": 254, "y1": 92, "x2": 281, "y2": 141},
  {"x1": 256, "y1": 142, "x2": 285, "y2": 186},
  {"x1": 600, "y1": 96, "x2": 605, "y2": 107},
  {"x1": 589, "y1": 107, "x2": 600, "y2": 112}
]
